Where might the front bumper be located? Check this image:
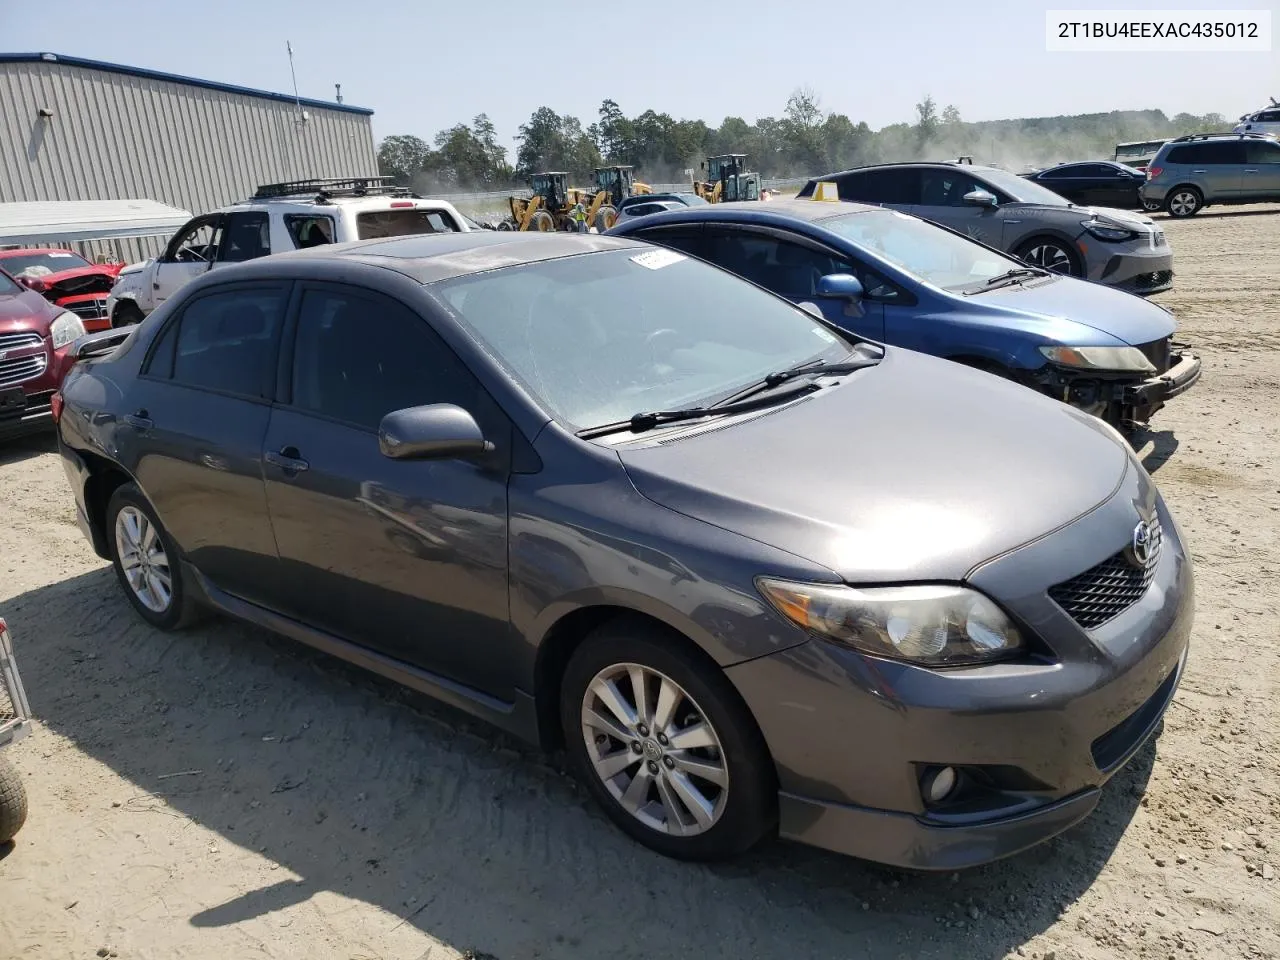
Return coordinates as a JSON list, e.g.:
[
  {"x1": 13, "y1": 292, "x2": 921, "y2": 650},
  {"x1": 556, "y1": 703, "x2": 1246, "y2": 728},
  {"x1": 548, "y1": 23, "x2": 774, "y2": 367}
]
[
  {"x1": 0, "y1": 342, "x2": 73, "y2": 442},
  {"x1": 1128, "y1": 350, "x2": 1202, "y2": 412},
  {"x1": 1093, "y1": 245, "x2": 1174, "y2": 295},
  {"x1": 727, "y1": 461, "x2": 1193, "y2": 869}
]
